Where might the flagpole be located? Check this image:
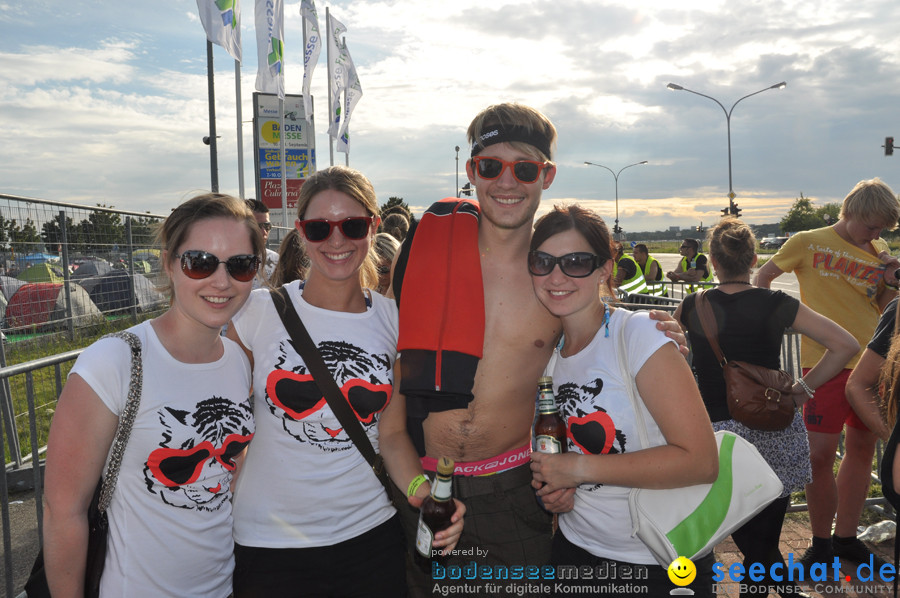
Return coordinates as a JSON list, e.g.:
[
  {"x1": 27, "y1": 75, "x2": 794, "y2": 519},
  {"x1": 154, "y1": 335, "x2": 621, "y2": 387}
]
[
  {"x1": 235, "y1": 59, "x2": 245, "y2": 198},
  {"x1": 326, "y1": 8, "x2": 334, "y2": 167},
  {"x1": 206, "y1": 40, "x2": 219, "y2": 192},
  {"x1": 302, "y1": 12, "x2": 312, "y2": 183},
  {"x1": 280, "y1": 99, "x2": 288, "y2": 228}
]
